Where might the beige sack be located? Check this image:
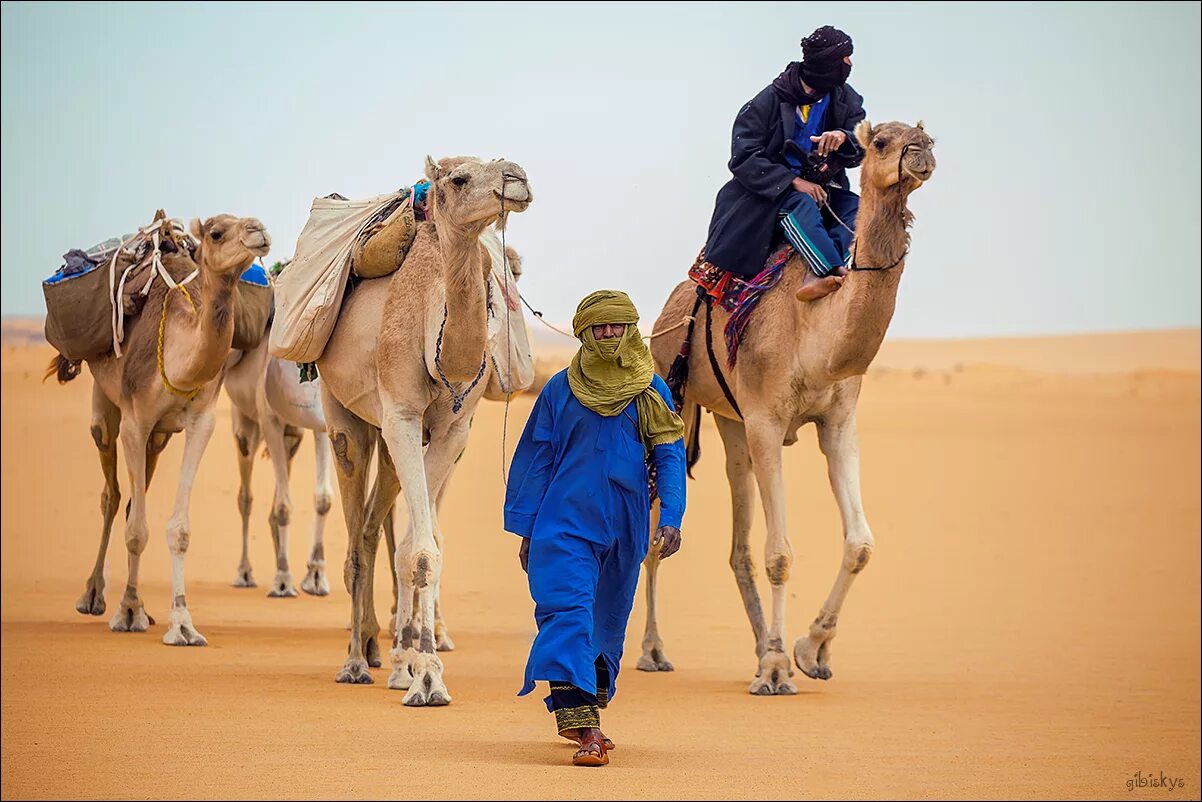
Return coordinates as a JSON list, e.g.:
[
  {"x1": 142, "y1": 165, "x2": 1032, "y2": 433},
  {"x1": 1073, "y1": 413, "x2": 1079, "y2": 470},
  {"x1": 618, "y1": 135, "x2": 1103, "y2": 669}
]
[
  {"x1": 269, "y1": 191, "x2": 405, "y2": 363},
  {"x1": 351, "y1": 196, "x2": 416, "y2": 279},
  {"x1": 481, "y1": 229, "x2": 535, "y2": 399}
]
